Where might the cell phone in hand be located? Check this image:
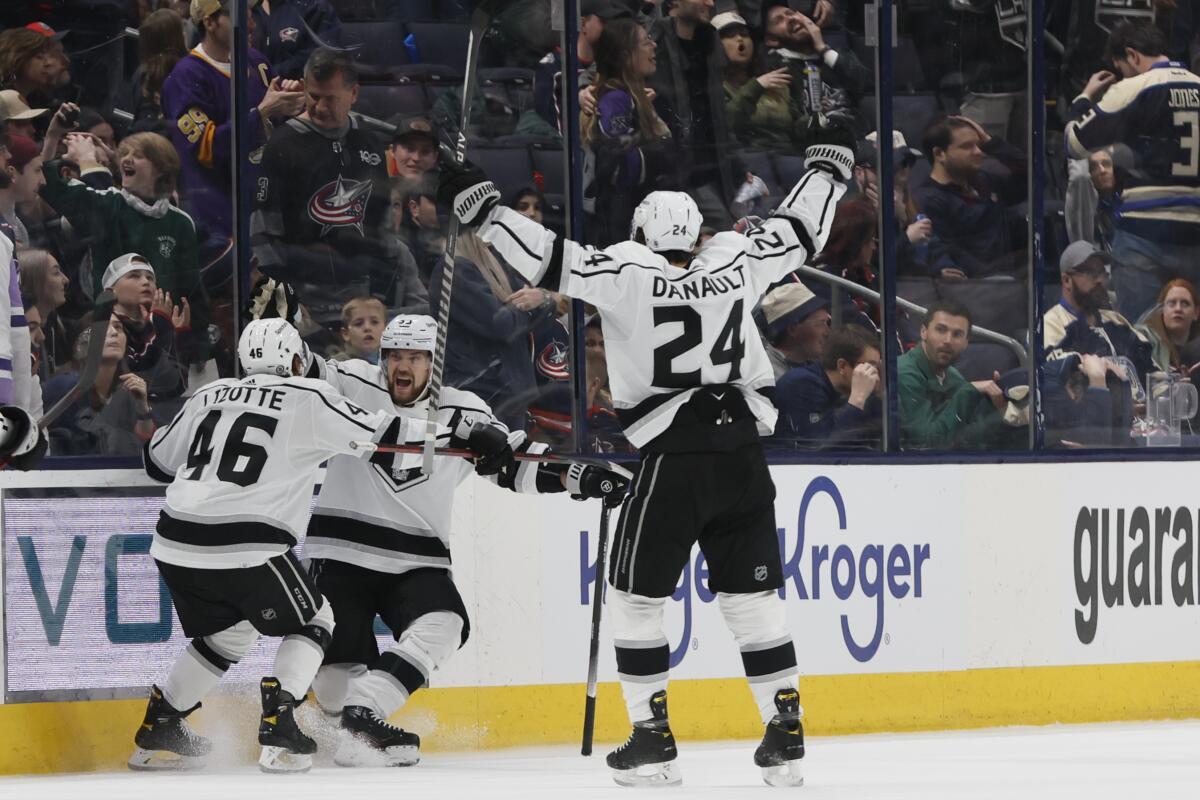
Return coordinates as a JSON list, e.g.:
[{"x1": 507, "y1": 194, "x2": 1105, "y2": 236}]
[{"x1": 61, "y1": 106, "x2": 79, "y2": 127}]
